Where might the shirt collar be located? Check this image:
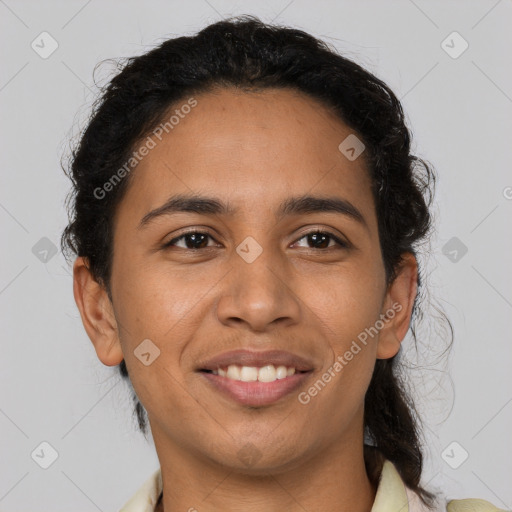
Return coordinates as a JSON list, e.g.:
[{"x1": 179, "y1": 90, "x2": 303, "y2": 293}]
[
  {"x1": 120, "y1": 459, "x2": 412, "y2": 512},
  {"x1": 120, "y1": 467, "x2": 162, "y2": 512}
]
